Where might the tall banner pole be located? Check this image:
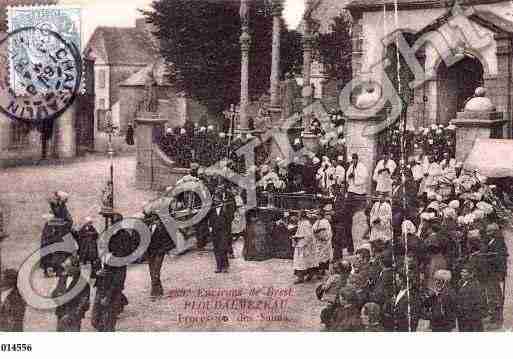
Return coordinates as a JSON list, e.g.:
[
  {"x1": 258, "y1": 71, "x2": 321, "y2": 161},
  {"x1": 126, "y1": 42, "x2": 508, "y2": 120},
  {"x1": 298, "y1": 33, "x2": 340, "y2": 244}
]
[{"x1": 393, "y1": 0, "x2": 413, "y2": 332}]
